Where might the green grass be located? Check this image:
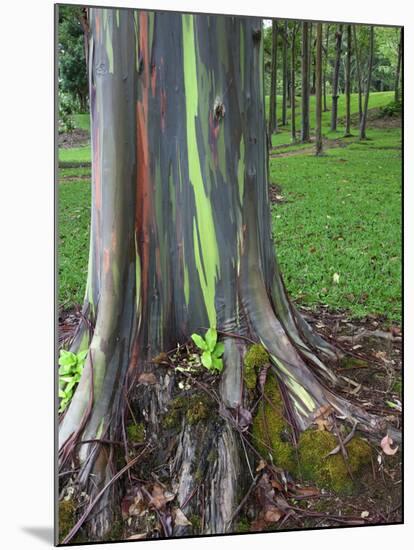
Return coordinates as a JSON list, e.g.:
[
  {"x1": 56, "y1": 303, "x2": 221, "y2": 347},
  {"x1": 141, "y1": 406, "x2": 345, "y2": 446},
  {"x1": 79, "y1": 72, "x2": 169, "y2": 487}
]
[
  {"x1": 270, "y1": 127, "x2": 402, "y2": 321},
  {"x1": 59, "y1": 145, "x2": 91, "y2": 164},
  {"x1": 72, "y1": 113, "x2": 90, "y2": 131},
  {"x1": 266, "y1": 91, "x2": 394, "y2": 147},
  {"x1": 58, "y1": 179, "x2": 91, "y2": 307}
]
